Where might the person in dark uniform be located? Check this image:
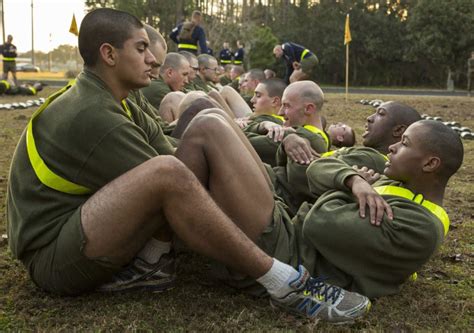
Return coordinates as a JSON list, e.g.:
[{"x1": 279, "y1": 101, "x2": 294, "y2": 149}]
[
  {"x1": 169, "y1": 10, "x2": 208, "y2": 55},
  {"x1": 273, "y1": 42, "x2": 318, "y2": 84},
  {"x1": 205, "y1": 41, "x2": 214, "y2": 56},
  {"x1": 233, "y1": 40, "x2": 245, "y2": 66},
  {"x1": 1, "y1": 35, "x2": 18, "y2": 85},
  {"x1": 218, "y1": 42, "x2": 232, "y2": 66},
  {"x1": 468, "y1": 51, "x2": 474, "y2": 97}
]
